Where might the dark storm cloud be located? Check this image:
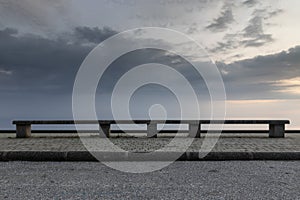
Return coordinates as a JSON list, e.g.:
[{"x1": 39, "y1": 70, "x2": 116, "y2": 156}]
[
  {"x1": 232, "y1": 46, "x2": 300, "y2": 80},
  {"x1": 218, "y1": 46, "x2": 300, "y2": 99},
  {"x1": 0, "y1": 27, "x2": 114, "y2": 94},
  {"x1": 0, "y1": 27, "x2": 18, "y2": 35},
  {"x1": 206, "y1": 4, "x2": 234, "y2": 32},
  {"x1": 0, "y1": 26, "x2": 207, "y2": 97},
  {"x1": 1, "y1": 25, "x2": 300, "y2": 100}
]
